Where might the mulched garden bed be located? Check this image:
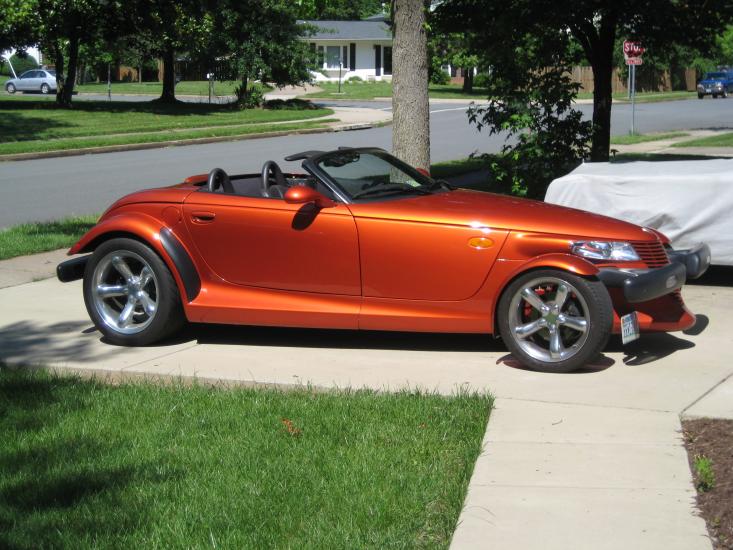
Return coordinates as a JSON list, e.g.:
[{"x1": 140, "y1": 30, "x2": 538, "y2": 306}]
[{"x1": 683, "y1": 418, "x2": 733, "y2": 550}]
